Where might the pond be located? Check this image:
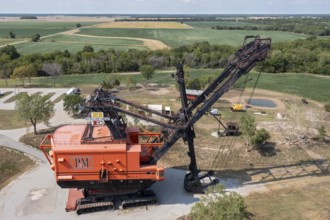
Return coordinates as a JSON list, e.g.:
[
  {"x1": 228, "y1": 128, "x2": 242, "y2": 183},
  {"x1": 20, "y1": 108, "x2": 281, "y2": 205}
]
[{"x1": 247, "y1": 99, "x2": 277, "y2": 108}]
